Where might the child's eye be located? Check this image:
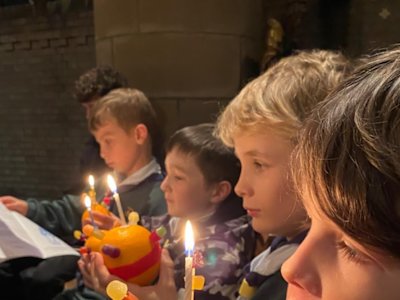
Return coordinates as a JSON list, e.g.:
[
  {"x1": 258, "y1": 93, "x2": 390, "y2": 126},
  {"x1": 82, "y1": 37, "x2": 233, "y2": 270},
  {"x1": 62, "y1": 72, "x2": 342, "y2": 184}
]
[
  {"x1": 174, "y1": 175, "x2": 184, "y2": 181},
  {"x1": 253, "y1": 160, "x2": 265, "y2": 170},
  {"x1": 336, "y1": 241, "x2": 367, "y2": 264}
]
